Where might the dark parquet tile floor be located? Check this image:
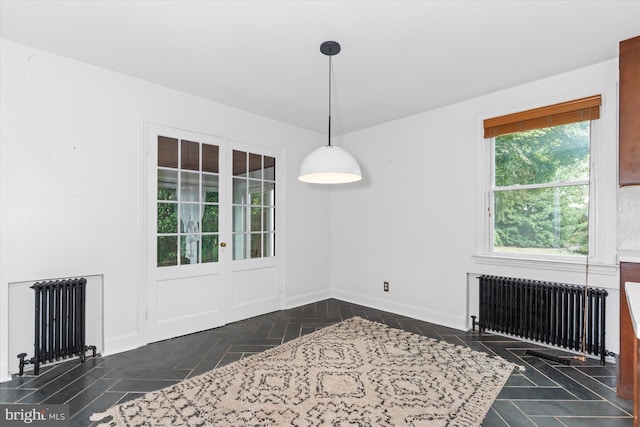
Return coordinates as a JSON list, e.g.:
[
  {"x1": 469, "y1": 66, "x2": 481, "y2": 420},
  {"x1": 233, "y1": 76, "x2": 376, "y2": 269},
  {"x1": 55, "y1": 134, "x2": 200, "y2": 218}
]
[{"x1": 0, "y1": 299, "x2": 633, "y2": 426}]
